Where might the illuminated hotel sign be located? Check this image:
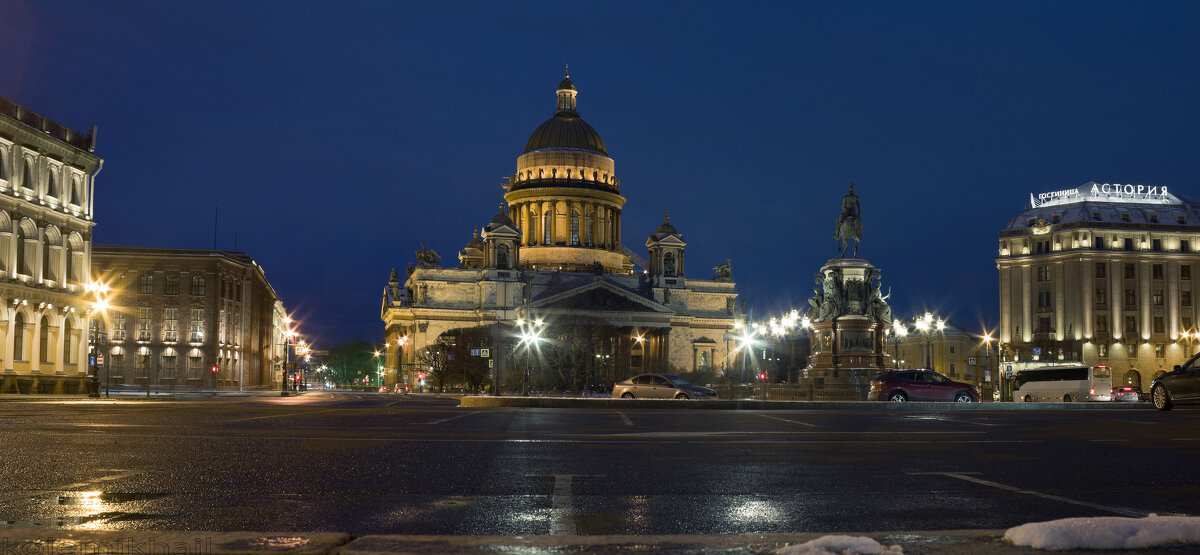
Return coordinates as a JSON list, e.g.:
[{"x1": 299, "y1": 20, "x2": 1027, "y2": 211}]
[{"x1": 1030, "y1": 181, "x2": 1180, "y2": 208}]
